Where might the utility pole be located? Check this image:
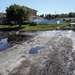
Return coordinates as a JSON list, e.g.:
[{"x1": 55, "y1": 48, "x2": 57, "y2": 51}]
[{"x1": 55, "y1": 10, "x2": 57, "y2": 15}]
